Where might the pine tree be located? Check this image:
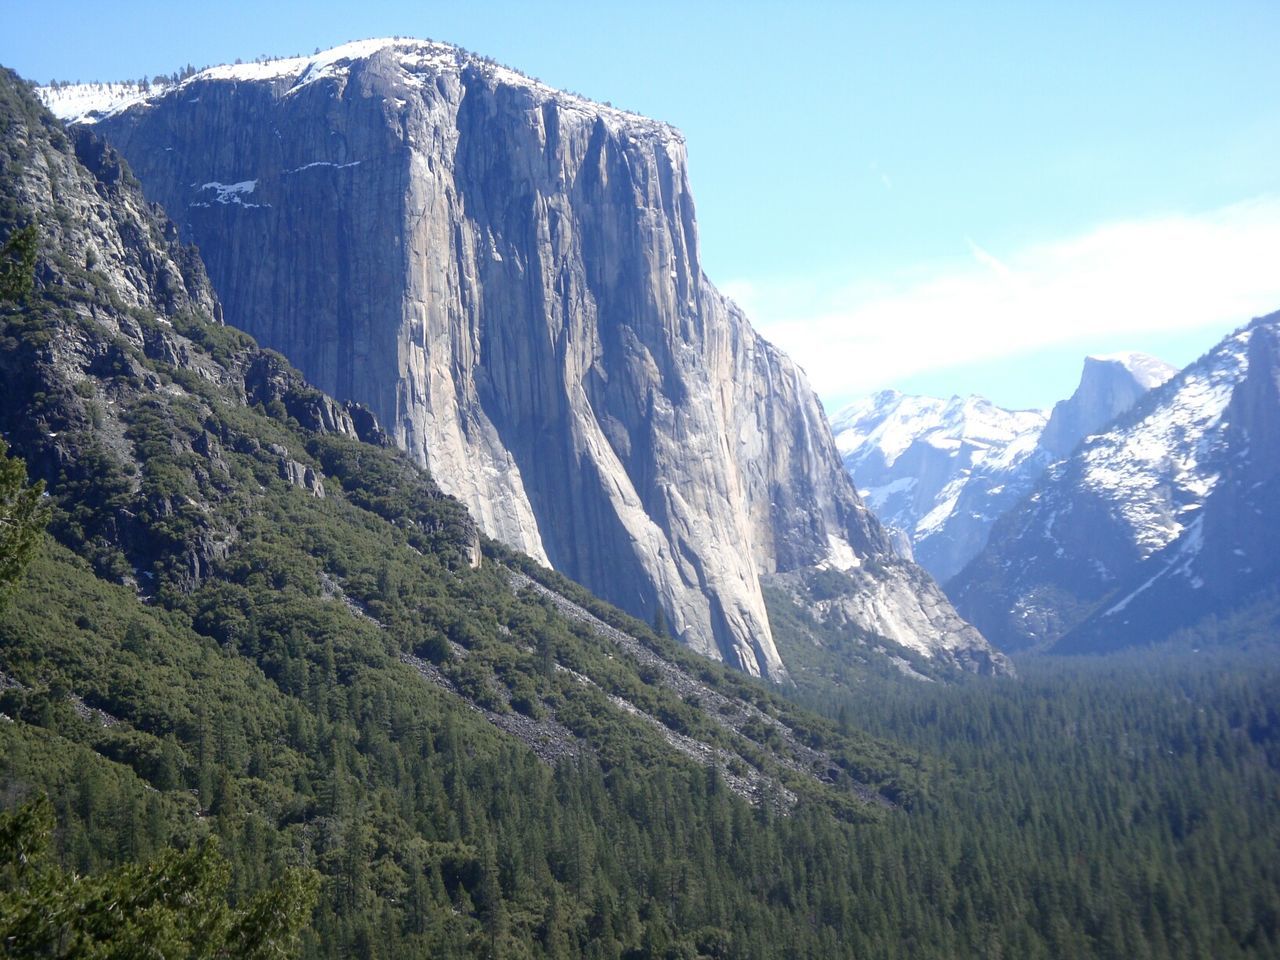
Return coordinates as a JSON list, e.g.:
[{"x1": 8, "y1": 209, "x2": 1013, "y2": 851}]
[
  {"x1": 0, "y1": 223, "x2": 37, "y2": 303},
  {"x1": 0, "y1": 796, "x2": 318, "y2": 958},
  {"x1": 0, "y1": 437, "x2": 47, "y2": 611}
]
